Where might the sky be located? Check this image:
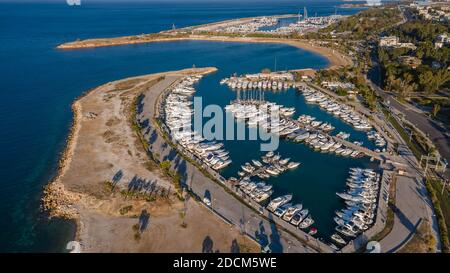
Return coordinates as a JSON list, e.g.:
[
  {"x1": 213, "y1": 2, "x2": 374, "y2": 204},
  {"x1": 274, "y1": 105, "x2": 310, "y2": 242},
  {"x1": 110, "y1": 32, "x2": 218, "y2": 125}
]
[{"x1": 0, "y1": 0, "x2": 352, "y2": 3}]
